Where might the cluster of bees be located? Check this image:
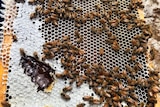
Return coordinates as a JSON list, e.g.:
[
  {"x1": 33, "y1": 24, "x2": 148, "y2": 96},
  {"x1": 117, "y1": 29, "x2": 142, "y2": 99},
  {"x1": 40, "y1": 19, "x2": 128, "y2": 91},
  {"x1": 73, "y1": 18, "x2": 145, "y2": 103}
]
[
  {"x1": 42, "y1": 35, "x2": 159, "y2": 107},
  {"x1": 28, "y1": 0, "x2": 150, "y2": 53},
  {"x1": 24, "y1": 0, "x2": 160, "y2": 107}
]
